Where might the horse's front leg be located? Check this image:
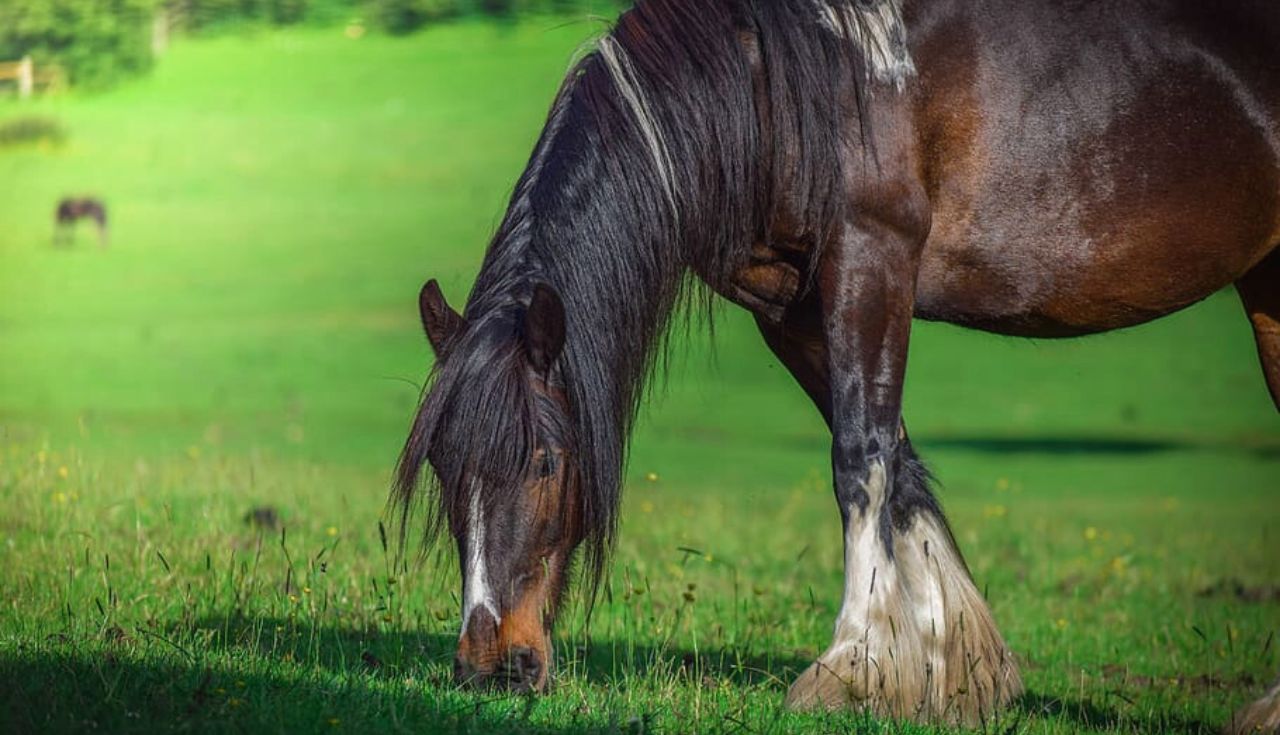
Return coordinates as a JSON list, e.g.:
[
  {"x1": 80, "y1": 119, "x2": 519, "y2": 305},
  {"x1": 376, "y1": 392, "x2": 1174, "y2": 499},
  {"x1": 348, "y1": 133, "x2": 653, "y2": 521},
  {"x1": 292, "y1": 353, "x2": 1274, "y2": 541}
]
[{"x1": 784, "y1": 217, "x2": 1021, "y2": 726}]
